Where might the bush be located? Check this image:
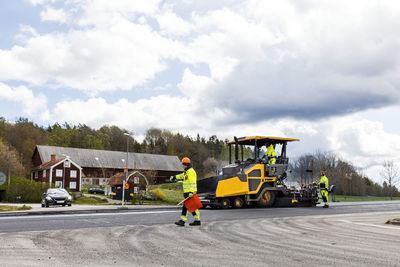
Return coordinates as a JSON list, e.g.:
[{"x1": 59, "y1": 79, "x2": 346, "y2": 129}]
[
  {"x1": 0, "y1": 176, "x2": 51, "y2": 203},
  {"x1": 151, "y1": 188, "x2": 166, "y2": 200}
]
